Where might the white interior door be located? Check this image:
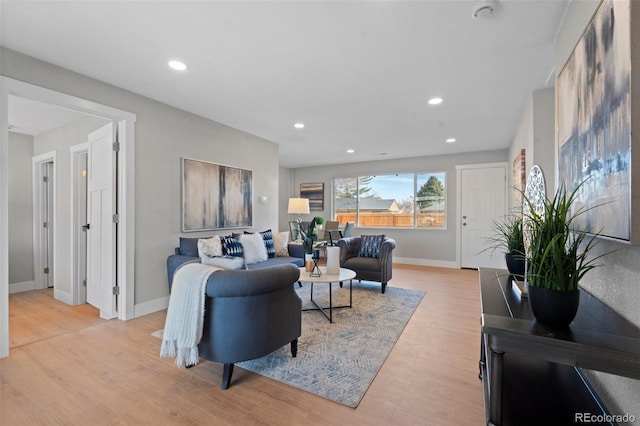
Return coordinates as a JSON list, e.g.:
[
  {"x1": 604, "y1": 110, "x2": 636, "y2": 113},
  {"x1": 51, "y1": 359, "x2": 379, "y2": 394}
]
[
  {"x1": 460, "y1": 165, "x2": 506, "y2": 269},
  {"x1": 87, "y1": 123, "x2": 116, "y2": 319}
]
